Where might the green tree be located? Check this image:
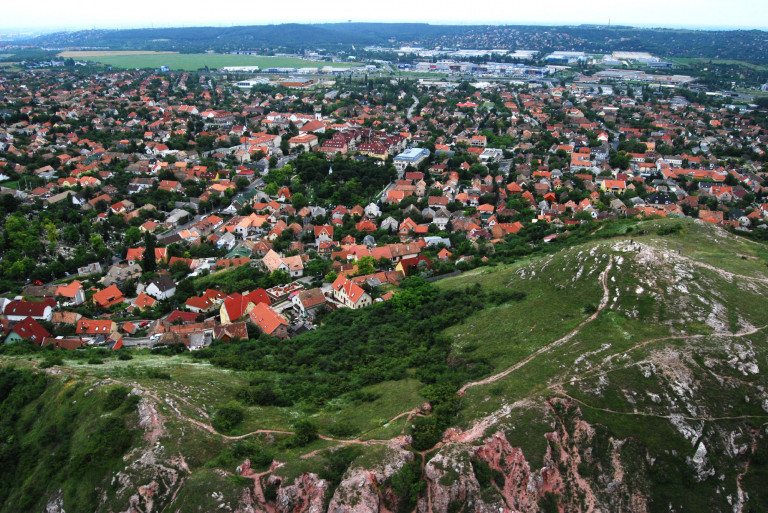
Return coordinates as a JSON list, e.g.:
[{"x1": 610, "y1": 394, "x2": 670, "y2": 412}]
[
  {"x1": 356, "y1": 255, "x2": 376, "y2": 276},
  {"x1": 291, "y1": 192, "x2": 308, "y2": 210},
  {"x1": 143, "y1": 233, "x2": 157, "y2": 273},
  {"x1": 124, "y1": 226, "x2": 142, "y2": 246},
  {"x1": 290, "y1": 419, "x2": 318, "y2": 447}
]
